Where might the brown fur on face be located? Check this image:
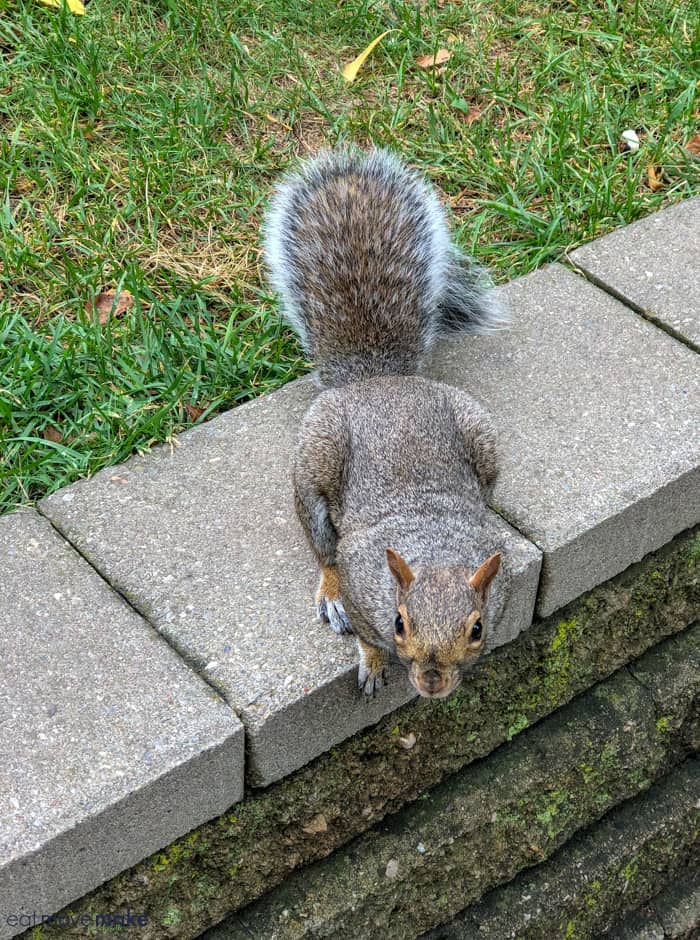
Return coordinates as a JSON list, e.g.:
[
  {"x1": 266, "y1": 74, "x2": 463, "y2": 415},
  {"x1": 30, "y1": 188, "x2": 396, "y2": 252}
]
[{"x1": 387, "y1": 550, "x2": 500, "y2": 699}]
